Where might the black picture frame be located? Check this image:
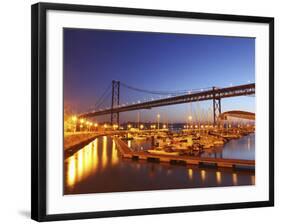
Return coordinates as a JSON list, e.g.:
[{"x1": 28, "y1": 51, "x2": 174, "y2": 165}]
[{"x1": 31, "y1": 2, "x2": 274, "y2": 222}]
